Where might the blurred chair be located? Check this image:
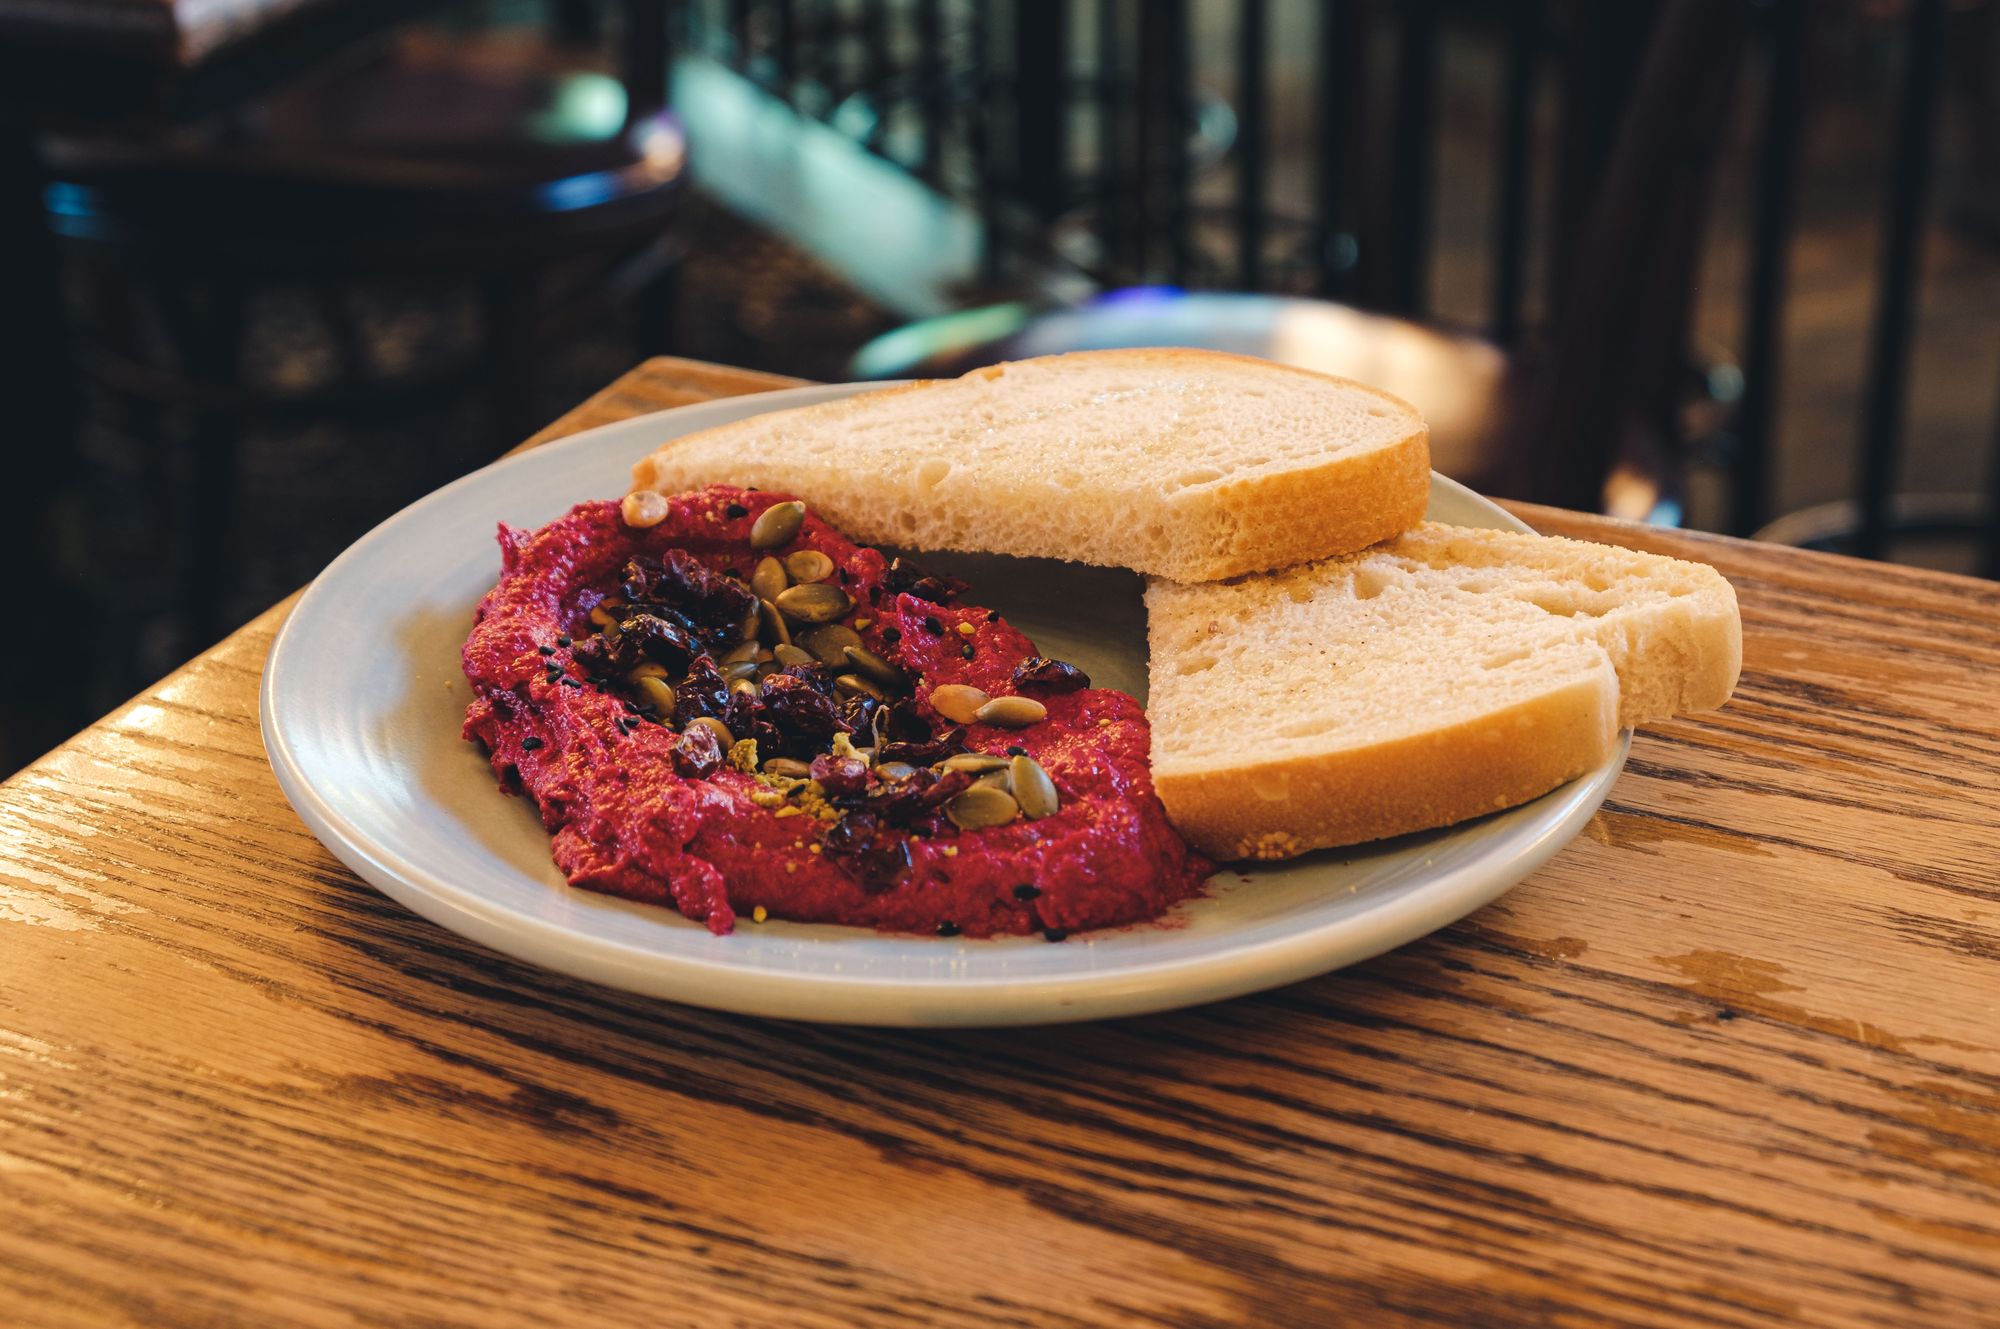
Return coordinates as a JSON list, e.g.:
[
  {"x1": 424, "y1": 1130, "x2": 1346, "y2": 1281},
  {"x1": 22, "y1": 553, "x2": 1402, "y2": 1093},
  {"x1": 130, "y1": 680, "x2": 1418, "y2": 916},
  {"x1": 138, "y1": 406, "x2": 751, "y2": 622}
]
[
  {"x1": 42, "y1": 14, "x2": 685, "y2": 646},
  {"x1": 851, "y1": 0, "x2": 1753, "y2": 522}
]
